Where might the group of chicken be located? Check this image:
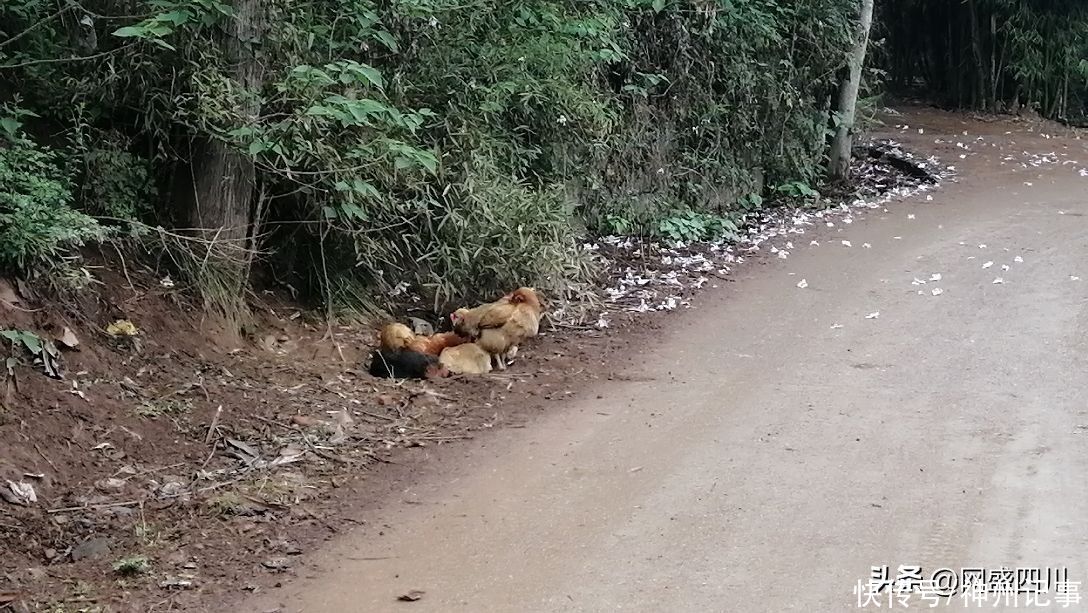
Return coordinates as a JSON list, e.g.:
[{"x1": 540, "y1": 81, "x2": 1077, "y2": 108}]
[{"x1": 368, "y1": 287, "x2": 544, "y2": 380}]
